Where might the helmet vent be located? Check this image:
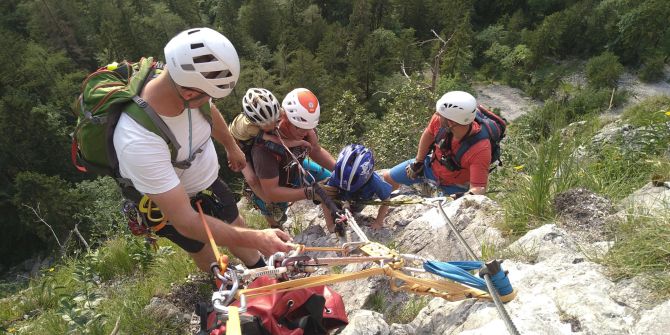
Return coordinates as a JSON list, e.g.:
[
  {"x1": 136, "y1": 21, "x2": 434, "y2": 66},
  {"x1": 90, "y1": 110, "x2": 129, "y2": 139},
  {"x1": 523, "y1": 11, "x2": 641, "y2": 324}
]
[
  {"x1": 200, "y1": 69, "x2": 231, "y2": 80},
  {"x1": 193, "y1": 54, "x2": 216, "y2": 63},
  {"x1": 187, "y1": 29, "x2": 200, "y2": 35},
  {"x1": 444, "y1": 103, "x2": 463, "y2": 110},
  {"x1": 217, "y1": 82, "x2": 234, "y2": 89},
  {"x1": 190, "y1": 43, "x2": 204, "y2": 49},
  {"x1": 181, "y1": 64, "x2": 196, "y2": 71}
]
